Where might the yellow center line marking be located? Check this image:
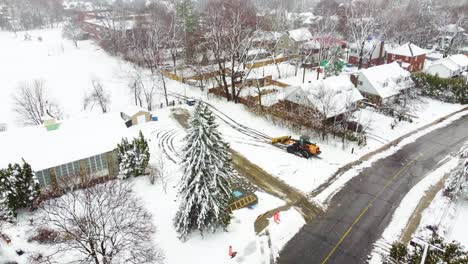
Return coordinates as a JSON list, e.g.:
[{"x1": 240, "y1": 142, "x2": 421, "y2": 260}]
[{"x1": 321, "y1": 154, "x2": 423, "y2": 264}]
